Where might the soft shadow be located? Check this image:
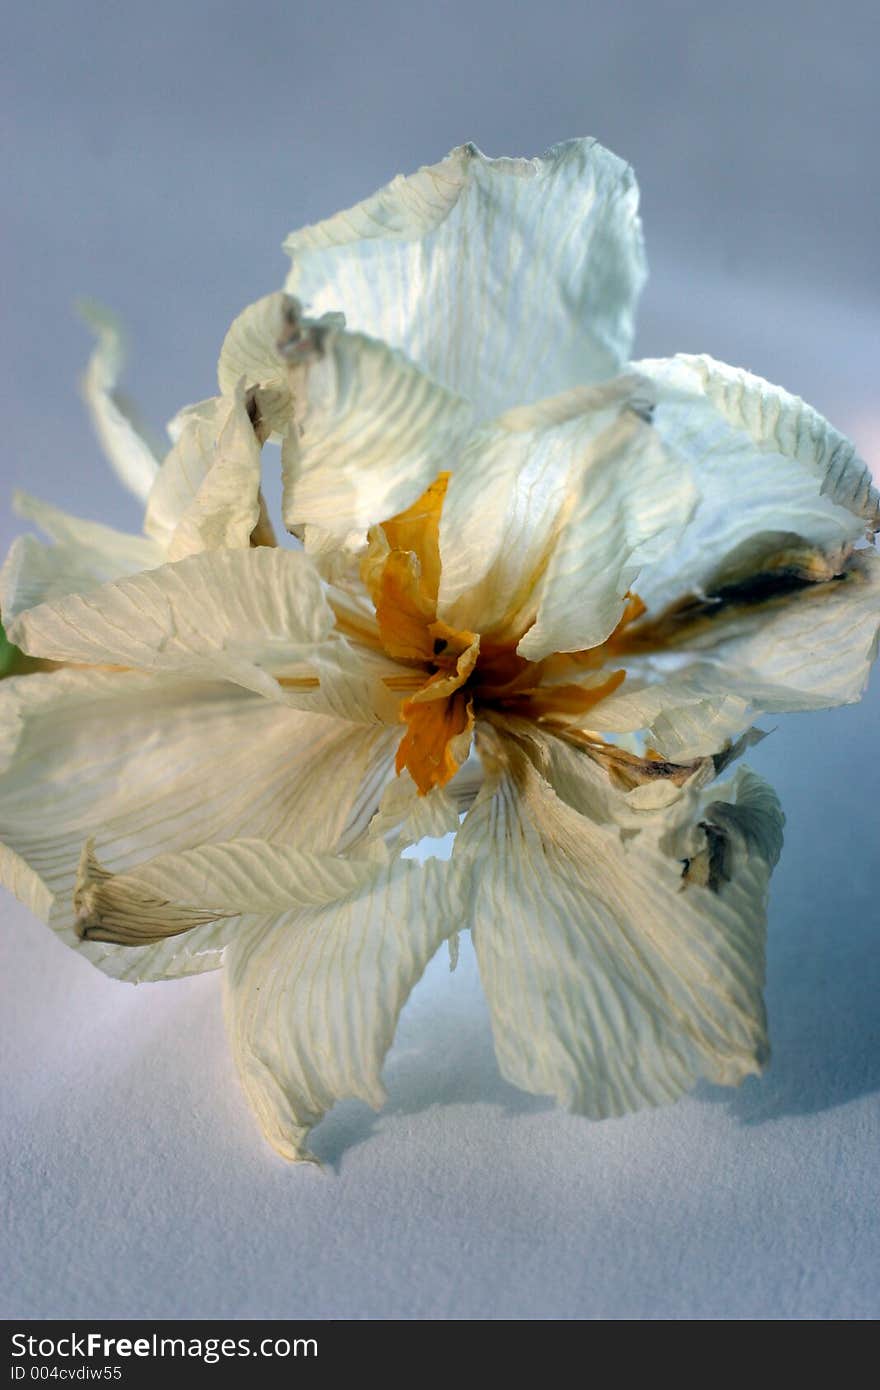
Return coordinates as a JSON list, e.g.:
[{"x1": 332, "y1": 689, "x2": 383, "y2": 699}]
[
  {"x1": 314, "y1": 867, "x2": 880, "y2": 1164},
  {"x1": 700, "y1": 694, "x2": 880, "y2": 1125},
  {"x1": 701, "y1": 875, "x2": 880, "y2": 1125},
  {"x1": 709, "y1": 959, "x2": 880, "y2": 1125},
  {"x1": 309, "y1": 944, "x2": 550, "y2": 1169}
]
